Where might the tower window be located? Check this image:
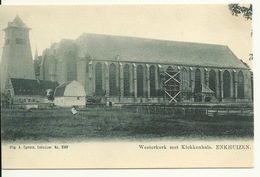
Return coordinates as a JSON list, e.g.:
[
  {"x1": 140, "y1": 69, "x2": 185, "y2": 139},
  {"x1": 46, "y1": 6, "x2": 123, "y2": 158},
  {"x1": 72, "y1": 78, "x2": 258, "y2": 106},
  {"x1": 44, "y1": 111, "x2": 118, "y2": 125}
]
[{"x1": 16, "y1": 38, "x2": 25, "y2": 45}]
